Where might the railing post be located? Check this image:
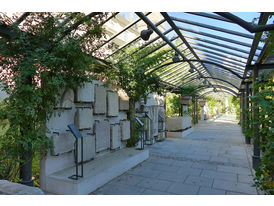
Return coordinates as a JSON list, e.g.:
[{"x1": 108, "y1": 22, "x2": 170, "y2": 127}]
[{"x1": 252, "y1": 64, "x2": 261, "y2": 169}]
